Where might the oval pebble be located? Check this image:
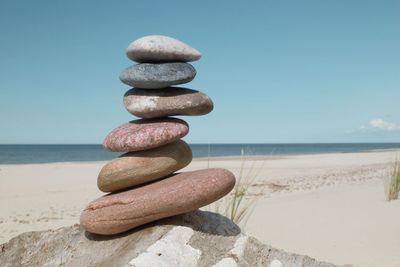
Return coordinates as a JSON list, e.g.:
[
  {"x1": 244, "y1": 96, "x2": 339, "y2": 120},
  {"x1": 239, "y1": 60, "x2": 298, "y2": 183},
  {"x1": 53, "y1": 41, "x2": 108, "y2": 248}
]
[
  {"x1": 123, "y1": 87, "x2": 213, "y2": 118},
  {"x1": 98, "y1": 140, "x2": 192, "y2": 192},
  {"x1": 103, "y1": 118, "x2": 189, "y2": 152},
  {"x1": 126, "y1": 35, "x2": 201, "y2": 63},
  {"x1": 80, "y1": 168, "x2": 236, "y2": 235},
  {"x1": 120, "y1": 63, "x2": 196, "y2": 89}
]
